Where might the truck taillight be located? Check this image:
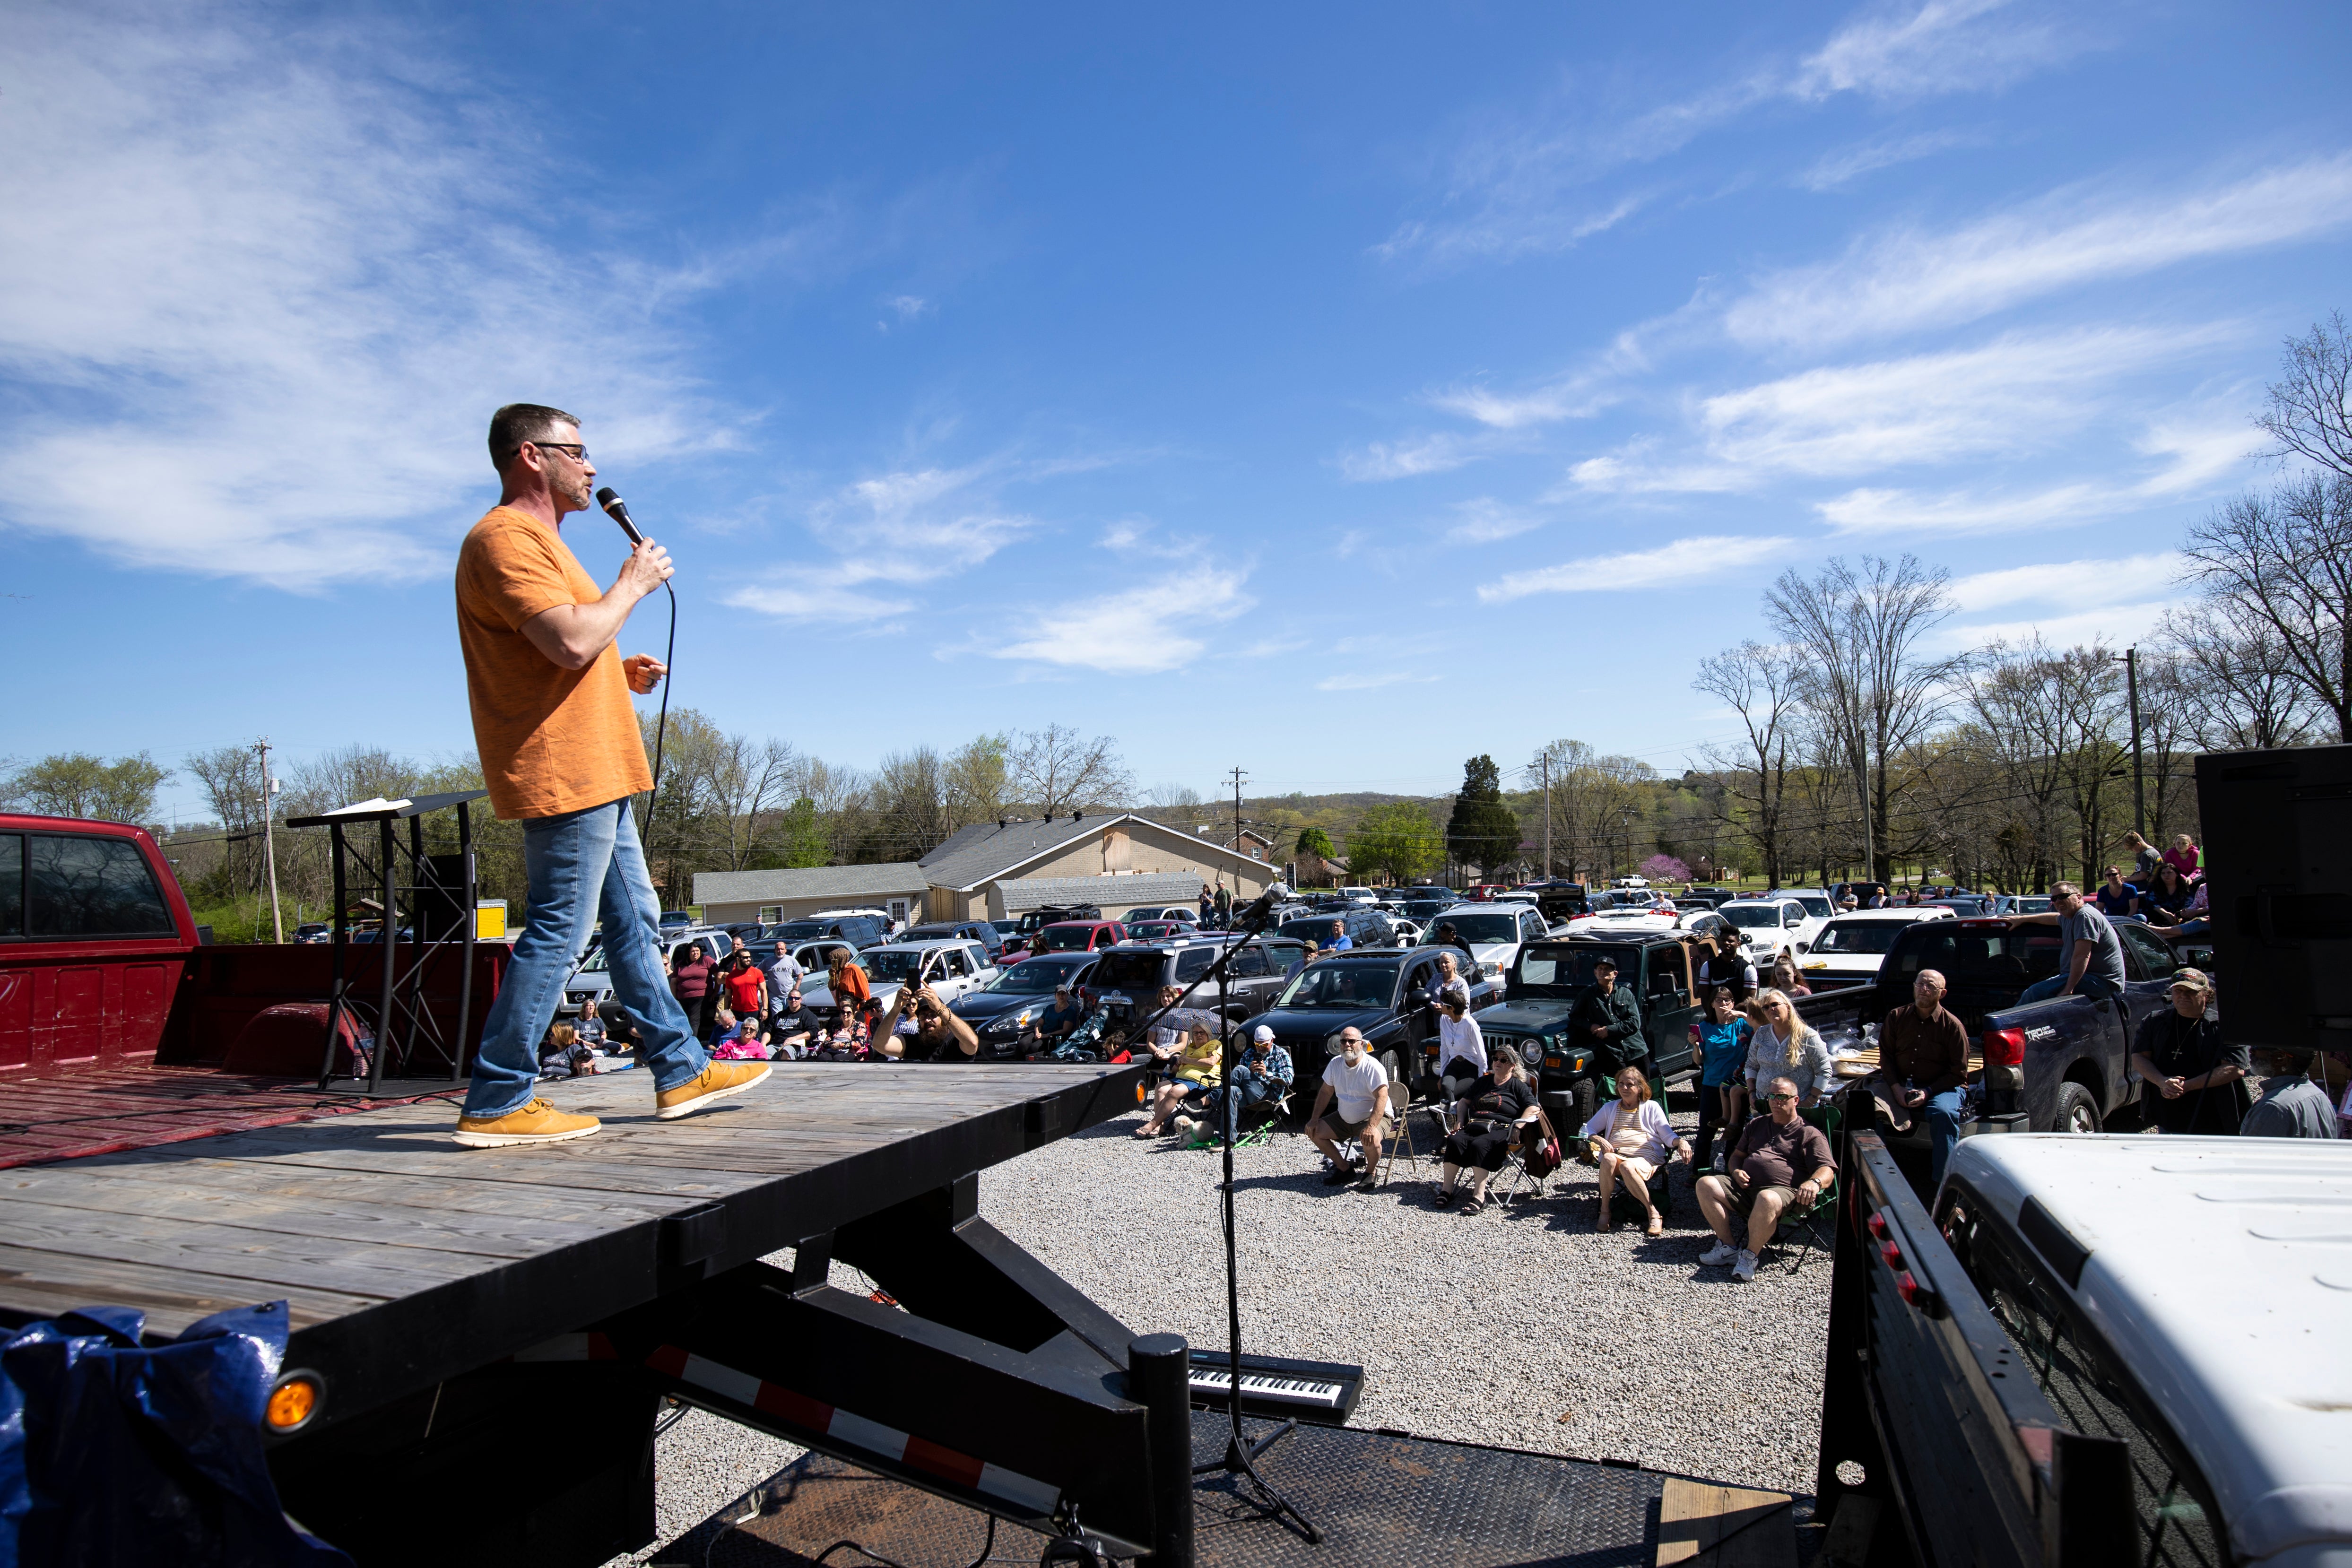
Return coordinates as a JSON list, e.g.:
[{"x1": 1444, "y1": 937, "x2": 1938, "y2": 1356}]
[
  {"x1": 1880, "y1": 1241, "x2": 1904, "y2": 1270},
  {"x1": 1867, "y1": 1212, "x2": 1889, "y2": 1241},
  {"x1": 1896, "y1": 1271, "x2": 1939, "y2": 1313},
  {"x1": 1984, "y1": 1027, "x2": 2026, "y2": 1067}
]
